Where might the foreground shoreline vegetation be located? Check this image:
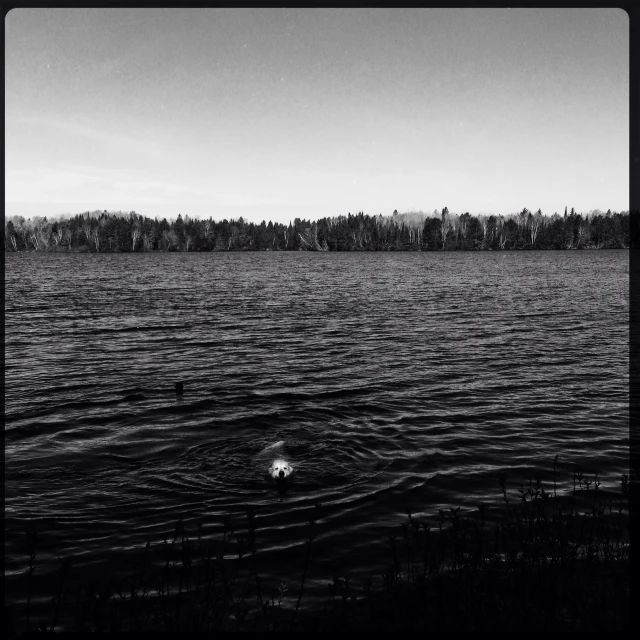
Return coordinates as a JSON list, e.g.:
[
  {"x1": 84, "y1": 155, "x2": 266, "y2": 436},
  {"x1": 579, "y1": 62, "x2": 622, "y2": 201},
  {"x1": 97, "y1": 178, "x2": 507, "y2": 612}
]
[
  {"x1": 5, "y1": 456, "x2": 630, "y2": 634},
  {"x1": 4, "y1": 207, "x2": 630, "y2": 253}
]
